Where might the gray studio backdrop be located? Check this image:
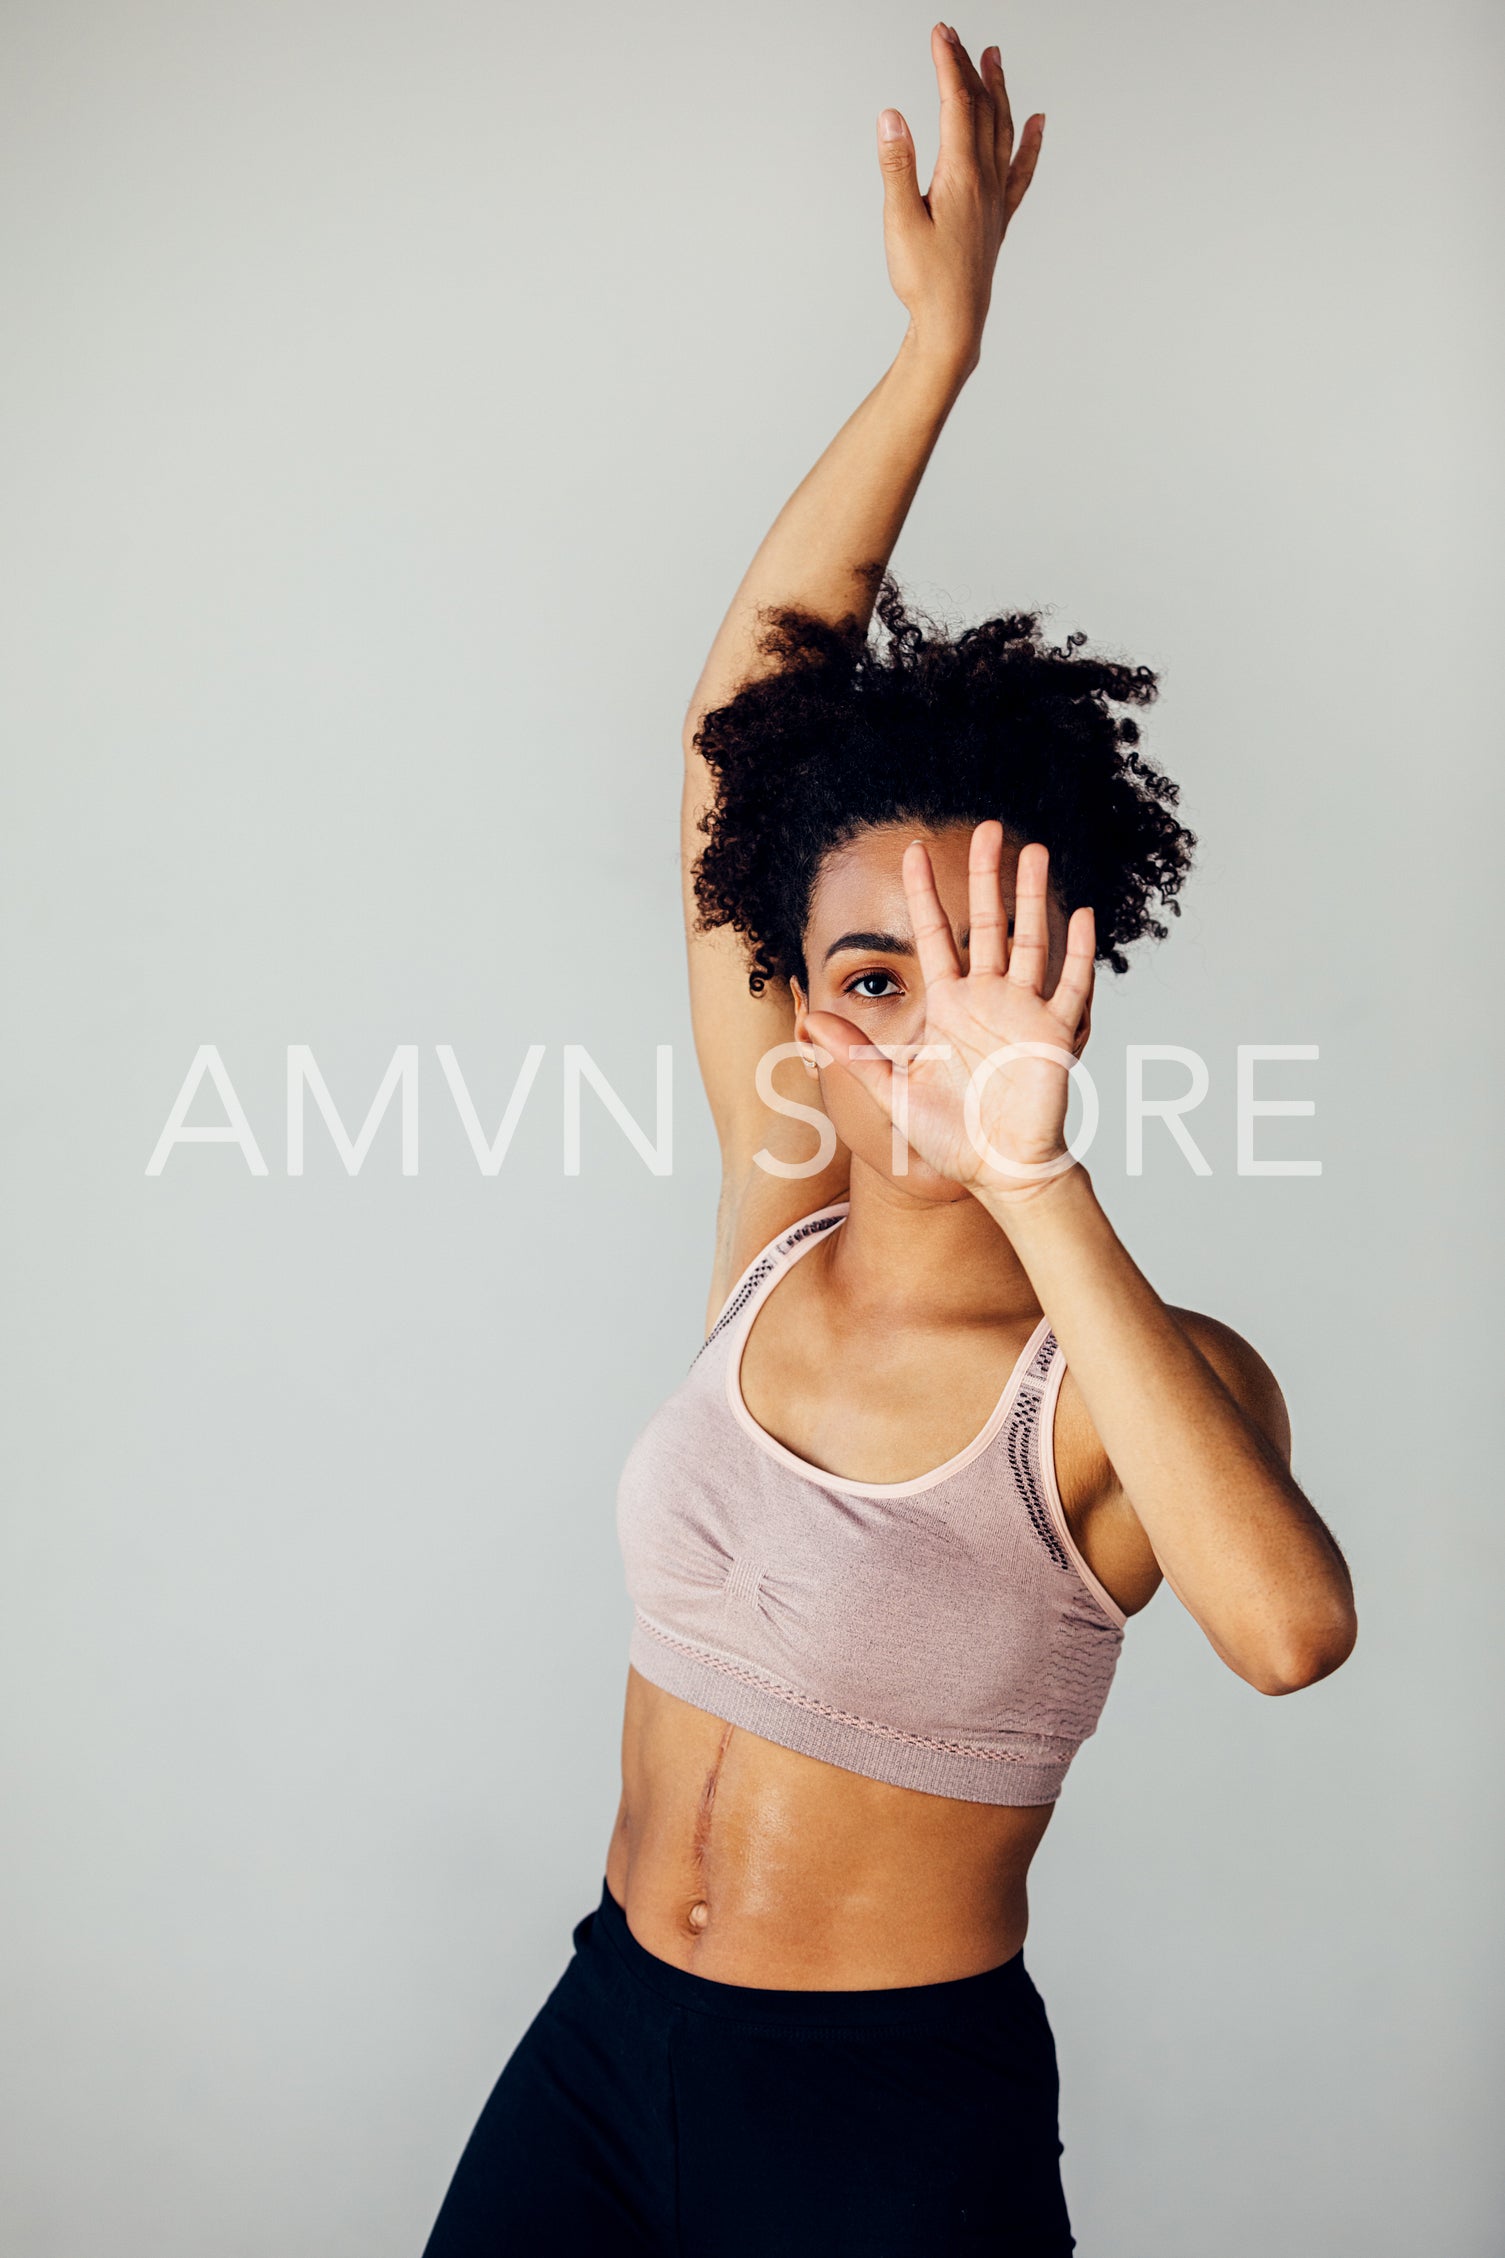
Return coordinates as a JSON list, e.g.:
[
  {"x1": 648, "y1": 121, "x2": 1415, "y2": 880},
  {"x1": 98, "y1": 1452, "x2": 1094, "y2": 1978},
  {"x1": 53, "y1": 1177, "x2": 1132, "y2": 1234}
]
[{"x1": 2, "y1": 1, "x2": 1500, "y2": 2252}]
